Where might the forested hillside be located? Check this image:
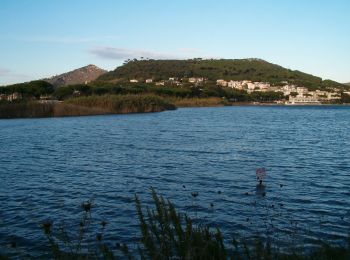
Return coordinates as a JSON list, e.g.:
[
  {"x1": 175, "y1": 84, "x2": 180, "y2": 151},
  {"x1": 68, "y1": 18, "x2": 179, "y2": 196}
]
[{"x1": 97, "y1": 58, "x2": 347, "y2": 90}]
